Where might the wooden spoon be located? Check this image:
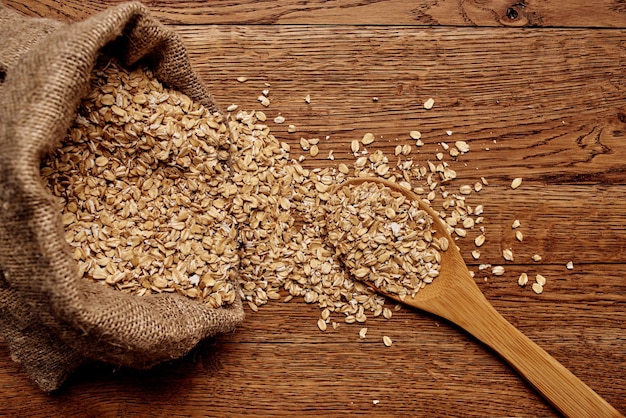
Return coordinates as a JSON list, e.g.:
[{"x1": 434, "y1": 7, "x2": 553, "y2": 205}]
[{"x1": 330, "y1": 177, "x2": 623, "y2": 418}]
